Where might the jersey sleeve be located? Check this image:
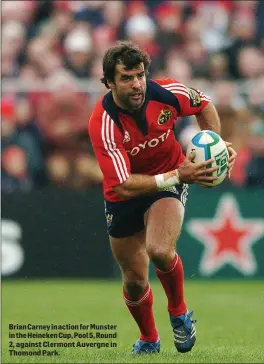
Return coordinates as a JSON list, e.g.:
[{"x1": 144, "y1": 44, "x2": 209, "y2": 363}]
[
  {"x1": 156, "y1": 78, "x2": 211, "y2": 117},
  {"x1": 88, "y1": 107, "x2": 131, "y2": 188}
]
